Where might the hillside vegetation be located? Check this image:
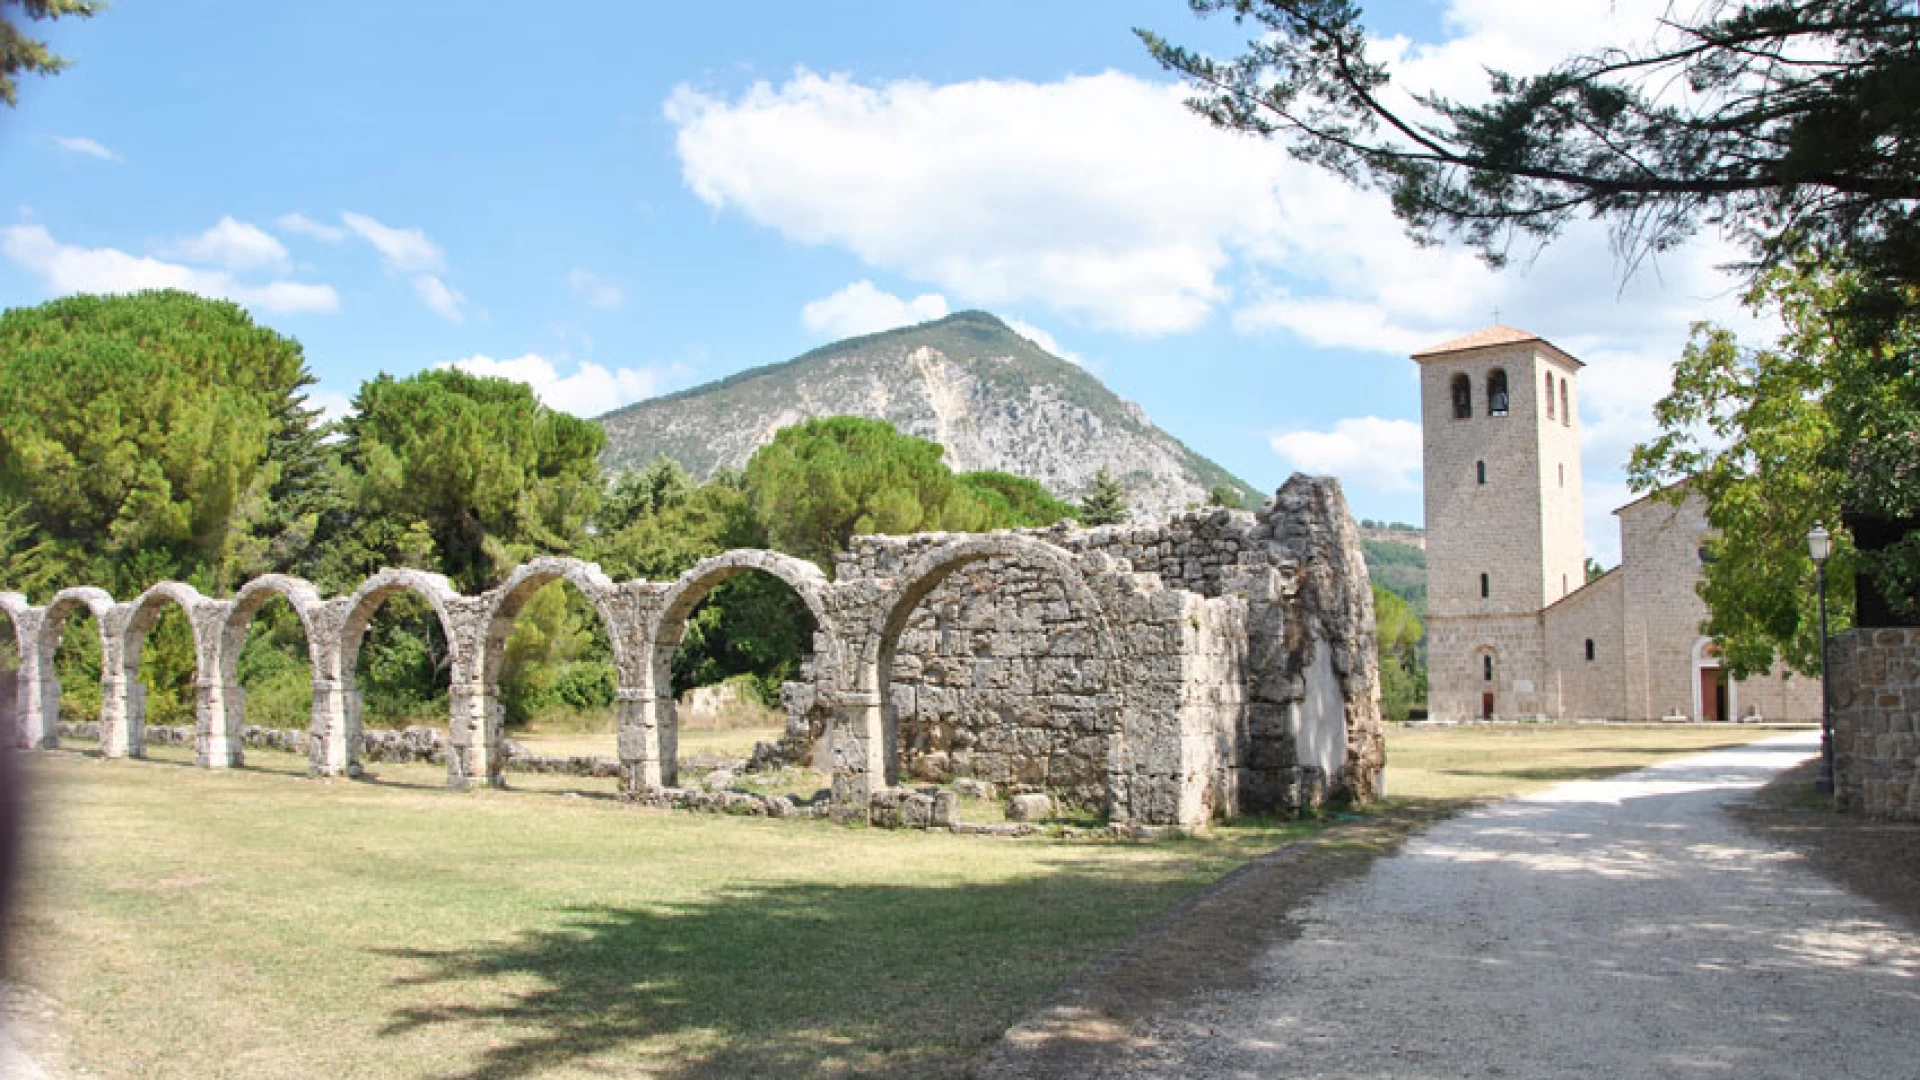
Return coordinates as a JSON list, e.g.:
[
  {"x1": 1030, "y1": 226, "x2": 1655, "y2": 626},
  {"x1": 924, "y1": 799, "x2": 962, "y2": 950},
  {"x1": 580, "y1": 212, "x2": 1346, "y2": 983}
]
[{"x1": 598, "y1": 311, "x2": 1262, "y2": 517}]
